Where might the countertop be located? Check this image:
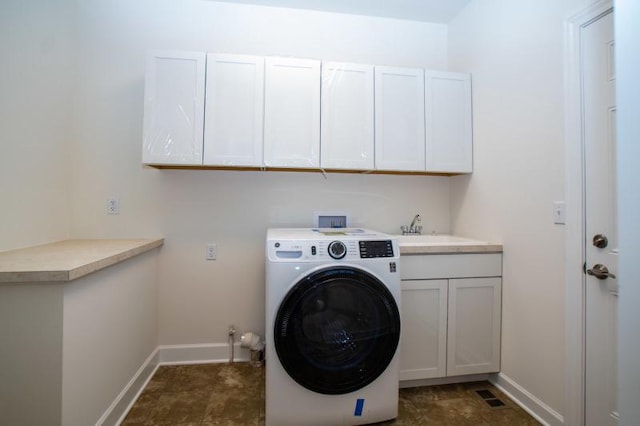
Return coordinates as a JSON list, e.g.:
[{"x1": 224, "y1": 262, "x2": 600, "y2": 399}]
[
  {"x1": 0, "y1": 239, "x2": 164, "y2": 283},
  {"x1": 397, "y1": 235, "x2": 503, "y2": 255}
]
